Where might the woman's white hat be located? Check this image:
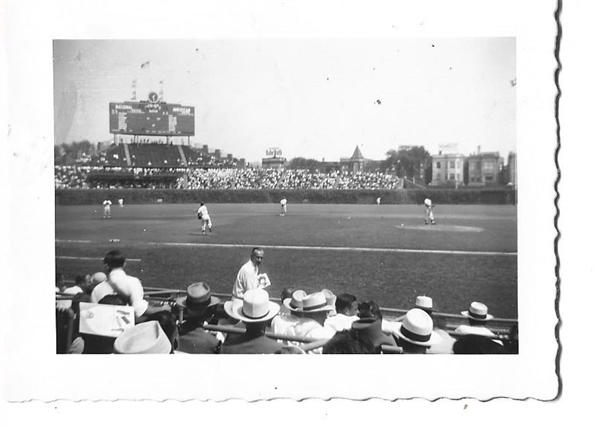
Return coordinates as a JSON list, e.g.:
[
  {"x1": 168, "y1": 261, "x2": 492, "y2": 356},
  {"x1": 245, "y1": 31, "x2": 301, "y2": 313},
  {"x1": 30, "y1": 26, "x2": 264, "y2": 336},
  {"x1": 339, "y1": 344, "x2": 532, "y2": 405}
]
[
  {"x1": 396, "y1": 308, "x2": 441, "y2": 347},
  {"x1": 224, "y1": 289, "x2": 280, "y2": 323},
  {"x1": 461, "y1": 302, "x2": 494, "y2": 321}
]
